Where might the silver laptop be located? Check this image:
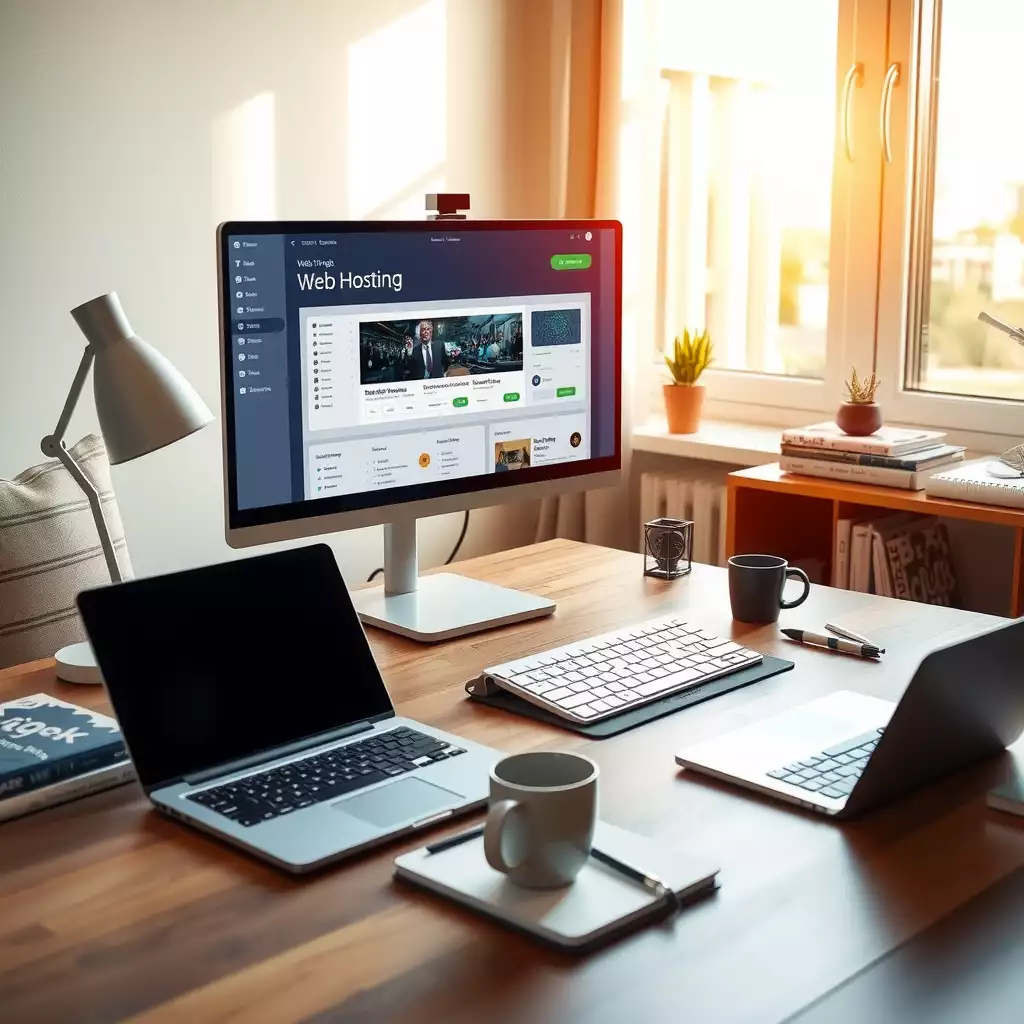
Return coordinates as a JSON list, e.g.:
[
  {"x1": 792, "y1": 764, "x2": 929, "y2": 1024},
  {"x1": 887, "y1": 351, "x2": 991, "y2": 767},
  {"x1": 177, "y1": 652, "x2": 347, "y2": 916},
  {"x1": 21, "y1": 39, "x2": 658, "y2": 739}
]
[
  {"x1": 676, "y1": 619, "x2": 1024, "y2": 819},
  {"x1": 78, "y1": 545, "x2": 501, "y2": 872}
]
